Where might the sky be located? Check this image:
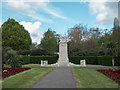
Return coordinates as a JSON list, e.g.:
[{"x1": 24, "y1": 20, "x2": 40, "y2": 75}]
[{"x1": 0, "y1": 0, "x2": 119, "y2": 44}]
